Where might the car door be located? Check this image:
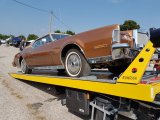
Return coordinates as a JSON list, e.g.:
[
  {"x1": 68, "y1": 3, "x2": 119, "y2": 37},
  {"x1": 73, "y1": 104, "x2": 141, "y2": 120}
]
[{"x1": 26, "y1": 35, "x2": 54, "y2": 66}]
